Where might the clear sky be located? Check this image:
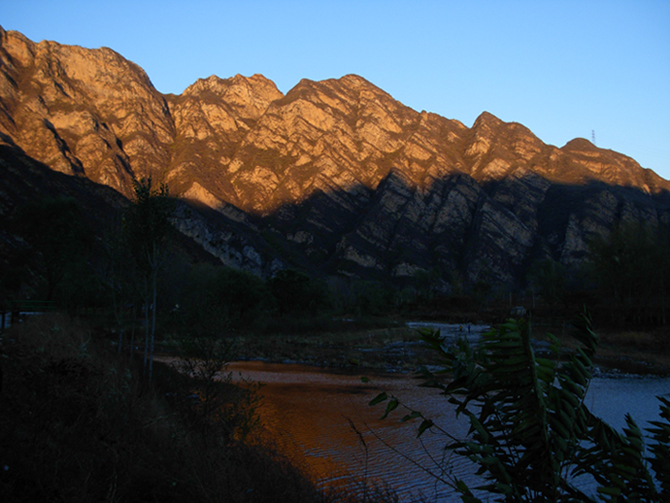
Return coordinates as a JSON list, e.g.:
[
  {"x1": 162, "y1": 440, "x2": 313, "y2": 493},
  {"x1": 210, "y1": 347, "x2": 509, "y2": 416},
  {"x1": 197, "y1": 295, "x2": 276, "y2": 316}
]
[{"x1": 2, "y1": 0, "x2": 669, "y2": 180}]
